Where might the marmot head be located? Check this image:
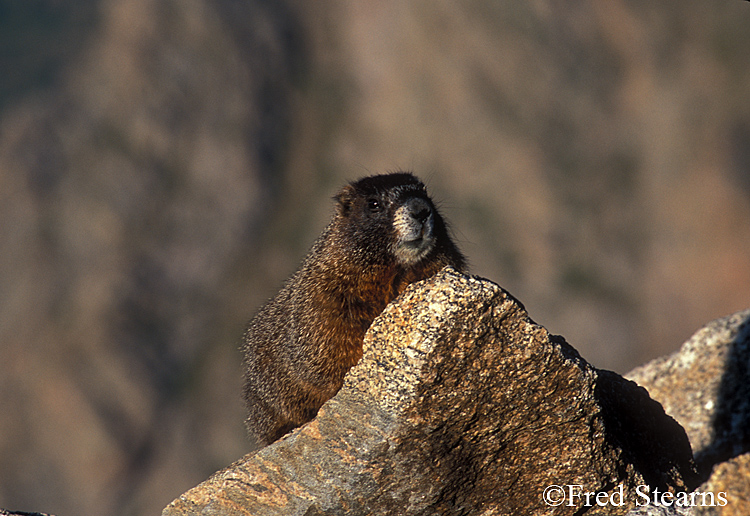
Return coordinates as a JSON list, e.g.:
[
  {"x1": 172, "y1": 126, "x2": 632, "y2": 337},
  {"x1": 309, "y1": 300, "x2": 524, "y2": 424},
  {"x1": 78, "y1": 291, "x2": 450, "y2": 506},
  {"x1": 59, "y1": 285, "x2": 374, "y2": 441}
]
[{"x1": 333, "y1": 172, "x2": 450, "y2": 267}]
